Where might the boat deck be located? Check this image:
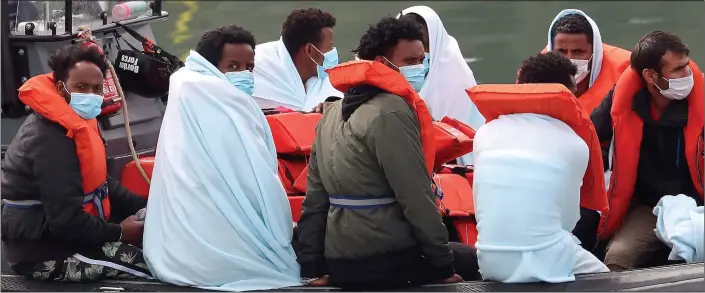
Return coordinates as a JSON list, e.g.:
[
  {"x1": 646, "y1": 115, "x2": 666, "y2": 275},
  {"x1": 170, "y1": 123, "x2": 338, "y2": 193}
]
[{"x1": 2, "y1": 262, "x2": 703, "y2": 292}]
